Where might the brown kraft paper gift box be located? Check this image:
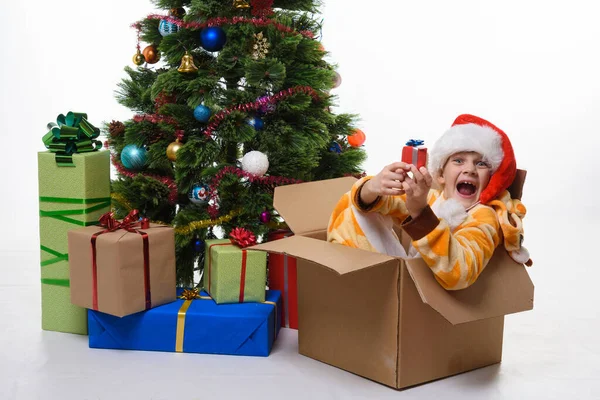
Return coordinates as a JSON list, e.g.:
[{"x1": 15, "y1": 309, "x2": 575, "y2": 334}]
[
  {"x1": 68, "y1": 222, "x2": 176, "y2": 318},
  {"x1": 251, "y1": 172, "x2": 534, "y2": 389}
]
